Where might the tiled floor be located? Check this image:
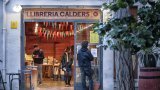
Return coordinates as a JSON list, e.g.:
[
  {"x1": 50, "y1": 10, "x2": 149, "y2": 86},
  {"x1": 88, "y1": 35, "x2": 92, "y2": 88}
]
[
  {"x1": 36, "y1": 78, "x2": 74, "y2": 90},
  {"x1": 37, "y1": 87, "x2": 74, "y2": 90}
]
